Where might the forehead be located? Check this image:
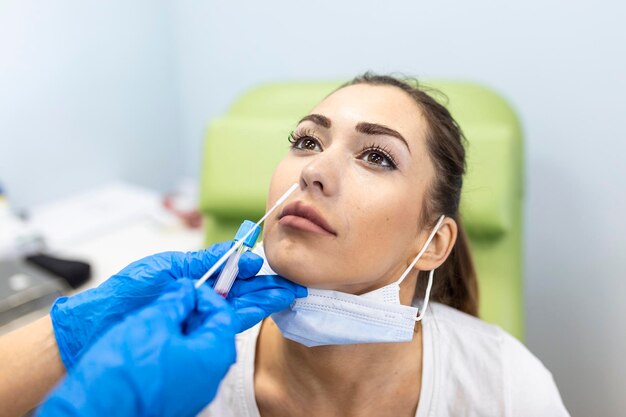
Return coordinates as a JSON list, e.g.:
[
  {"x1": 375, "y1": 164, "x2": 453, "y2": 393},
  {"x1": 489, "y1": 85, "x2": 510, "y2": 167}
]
[{"x1": 310, "y1": 84, "x2": 429, "y2": 146}]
